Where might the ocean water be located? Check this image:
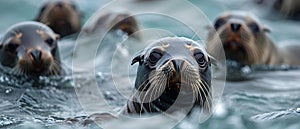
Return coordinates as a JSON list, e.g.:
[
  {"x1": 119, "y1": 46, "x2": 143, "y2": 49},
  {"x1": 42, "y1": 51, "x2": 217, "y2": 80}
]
[{"x1": 0, "y1": 0, "x2": 300, "y2": 129}]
